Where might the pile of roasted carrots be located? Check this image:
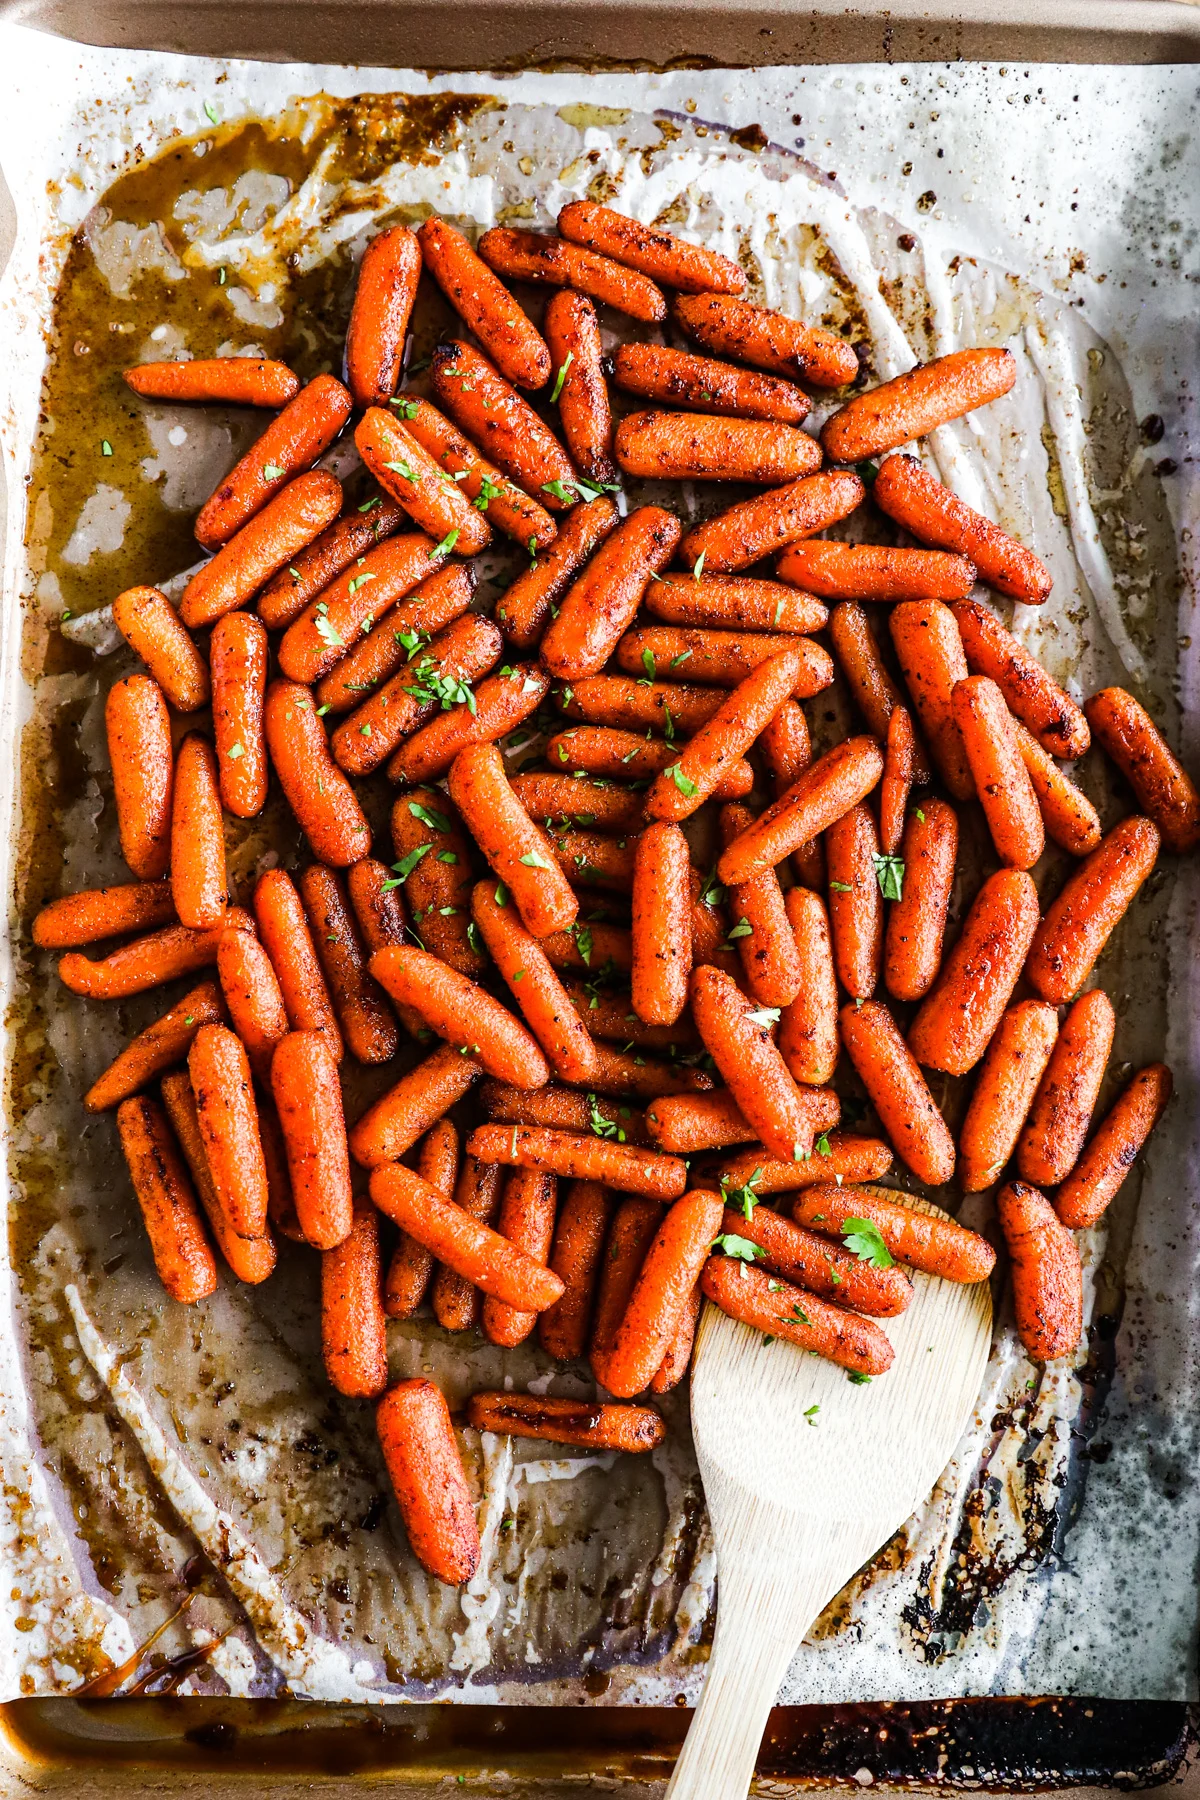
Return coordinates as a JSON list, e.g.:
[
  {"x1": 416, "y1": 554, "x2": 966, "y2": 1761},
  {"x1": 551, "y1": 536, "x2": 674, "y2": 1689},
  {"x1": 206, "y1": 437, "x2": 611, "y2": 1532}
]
[{"x1": 35, "y1": 201, "x2": 1197, "y2": 1587}]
